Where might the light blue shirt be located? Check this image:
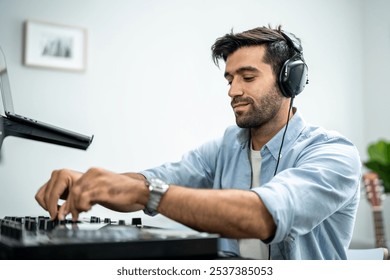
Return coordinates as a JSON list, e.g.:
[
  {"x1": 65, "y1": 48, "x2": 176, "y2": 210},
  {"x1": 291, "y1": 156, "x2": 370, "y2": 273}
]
[{"x1": 141, "y1": 109, "x2": 361, "y2": 259}]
